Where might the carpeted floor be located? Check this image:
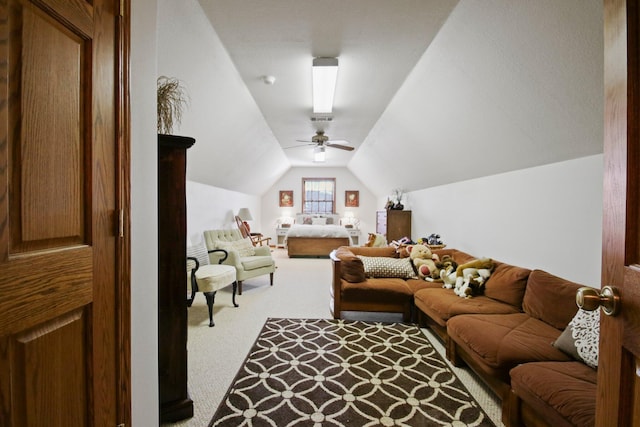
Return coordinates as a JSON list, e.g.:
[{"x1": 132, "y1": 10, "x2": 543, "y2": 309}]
[
  {"x1": 210, "y1": 318, "x2": 496, "y2": 427},
  {"x1": 164, "y1": 248, "x2": 503, "y2": 426}
]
